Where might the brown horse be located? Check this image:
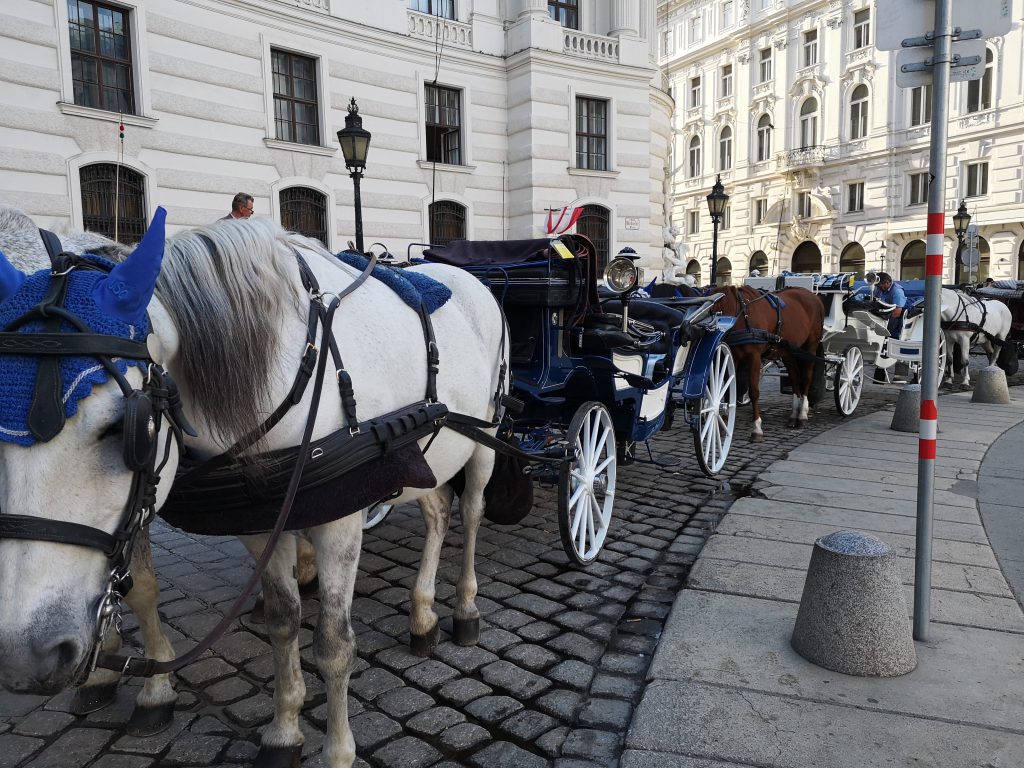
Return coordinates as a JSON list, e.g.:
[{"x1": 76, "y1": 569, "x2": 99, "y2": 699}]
[{"x1": 717, "y1": 286, "x2": 824, "y2": 441}]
